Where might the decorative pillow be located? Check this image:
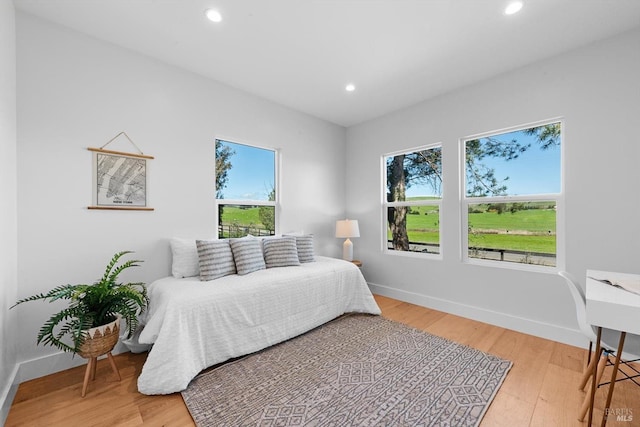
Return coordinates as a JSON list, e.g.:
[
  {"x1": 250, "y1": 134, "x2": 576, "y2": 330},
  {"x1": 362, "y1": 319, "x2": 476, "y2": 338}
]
[
  {"x1": 196, "y1": 240, "x2": 236, "y2": 281},
  {"x1": 230, "y1": 237, "x2": 266, "y2": 275},
  {"x1": 169, "y1": 238, "x2": 199, "y2": 278},
  {"x1": 286, "y1": 234, "x2": 315, "y2": 263},
  {"x1": 251, "y1": 234, "x2": 276, "y2": 255},
  {"x1": 263, "y1": 236, "x2": 301, "y2": 268}
]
